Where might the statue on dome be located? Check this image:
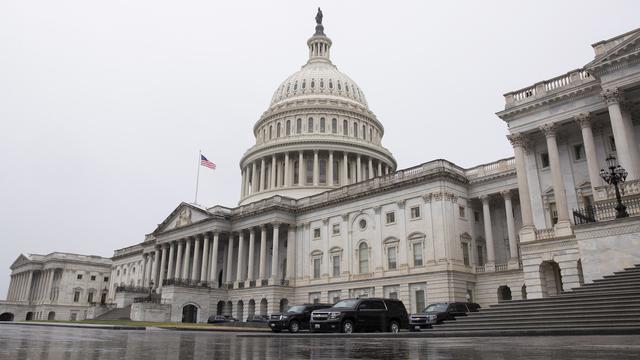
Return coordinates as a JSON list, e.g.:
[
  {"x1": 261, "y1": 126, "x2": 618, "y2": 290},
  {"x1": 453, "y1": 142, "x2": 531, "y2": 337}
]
[{"x1": 315, "y1": 7, "x2": 323, "y2": 25}]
